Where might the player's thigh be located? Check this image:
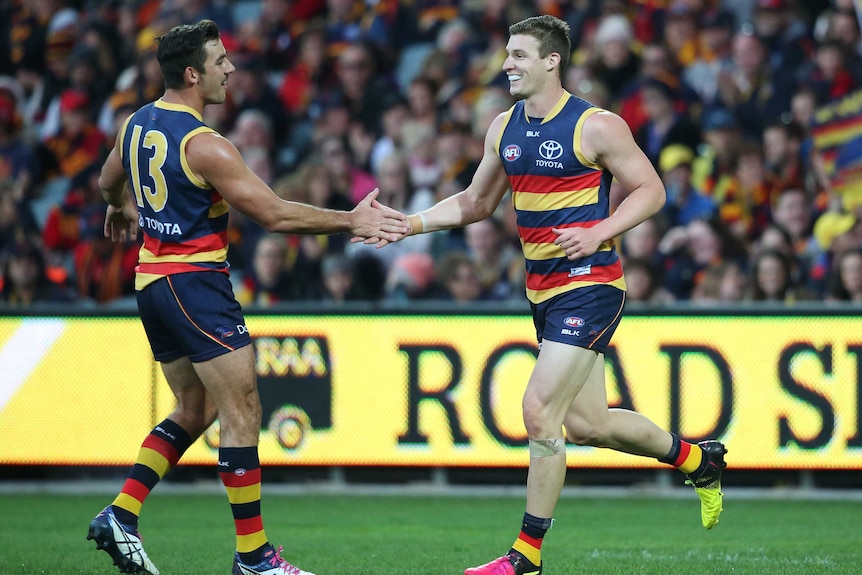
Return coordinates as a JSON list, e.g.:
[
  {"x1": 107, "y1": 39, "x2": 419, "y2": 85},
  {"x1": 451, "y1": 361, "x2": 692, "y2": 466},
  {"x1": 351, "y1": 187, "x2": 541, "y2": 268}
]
[
  {"x1": 192, "y1": 345, "x2": 257, "y2": 415},
  {"x1": 525, "y1": 340, "x2": 599, "y2": 423},
  {"x1": 563, "y1": 354, "x2": 610, "y2": 443}
]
